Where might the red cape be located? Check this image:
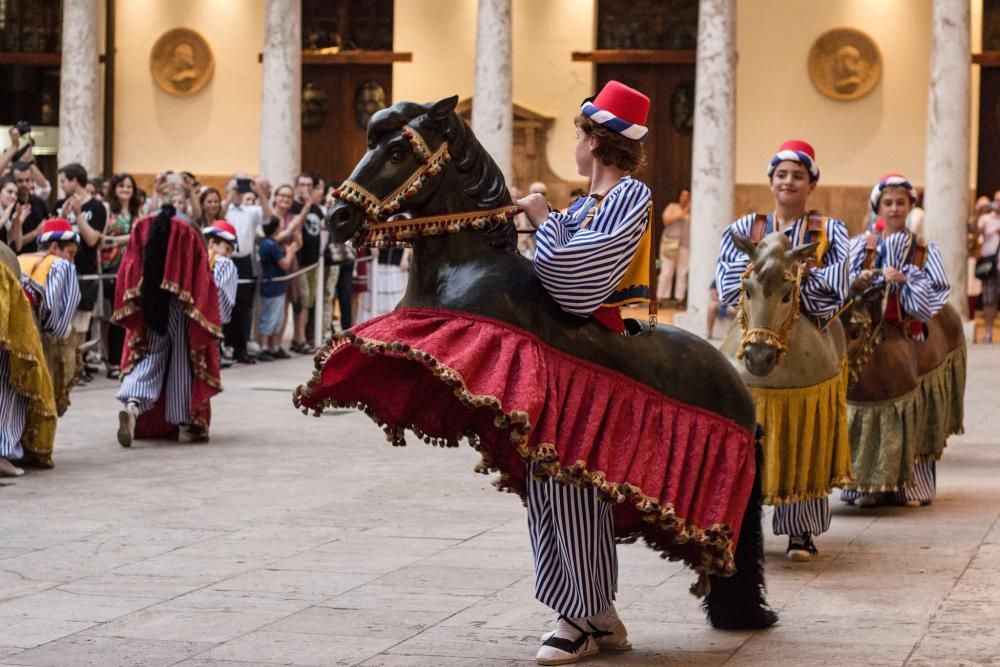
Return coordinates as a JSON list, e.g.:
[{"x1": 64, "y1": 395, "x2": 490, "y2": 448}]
[
  {"x1": 113, "y1": 214, "x2": 222, "y2": 439},
  {"x1": 295, "y1": 308, "x2": 757, "y2": 581}
]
